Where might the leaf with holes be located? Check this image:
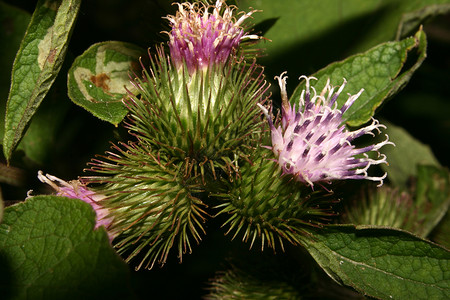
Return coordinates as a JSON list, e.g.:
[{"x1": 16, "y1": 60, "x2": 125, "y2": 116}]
[{"x1": 67, "y1": 41, "x2": 144, "y2": 125}]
